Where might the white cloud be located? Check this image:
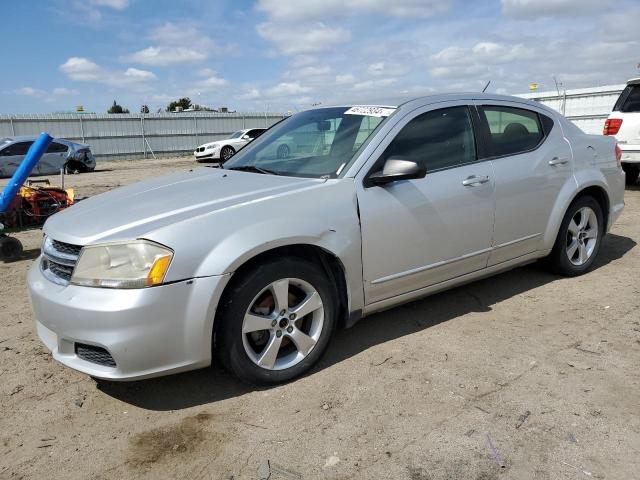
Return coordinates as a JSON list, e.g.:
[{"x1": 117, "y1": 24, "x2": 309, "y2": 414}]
[
  {"x1": 122, "y1": 22, "x2": 220, "y2": 67},
  {"x1": 53, "y1": 87, "x2": 79, "y2": 95},
  {"x1": 501, "y1": 0, "x2": 601, "y2": 18},
  {"x1": 266, "y1": 82, "x2": 312, "y2": 97},
  {"x1": 59, "y1": 57, "x2": 156, "y2": 88},
  {"x1": 257, "y1": 22, "x2": 350, "y2": 54},
  {"x1": 367, "y1": 62, "x2": 385, "y2": 75},
  {"x1": 257, "y1": 0, "x2": 450, "y2": 20},
  {"x1": 16, "y1": 87, "x2": 46, "y2": 97},
  {"x1": 194, "y1": 74, "x2": 228, "y2": 92},
  {"x1": 429, "y1": 42, "x2": 533, "y2": 79},
  {"x1": 237, "y1": 88, "x2": 261, "y2": 100},
  {"x1": 90, "y1": 0, "x2": 129, "y2": 10},
  {"x1": 60, "y1": 57, "x2": 101, "y2": 81},
  {"x1": 122, "y1": 46, "x2": 207, "y2": 66}
]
